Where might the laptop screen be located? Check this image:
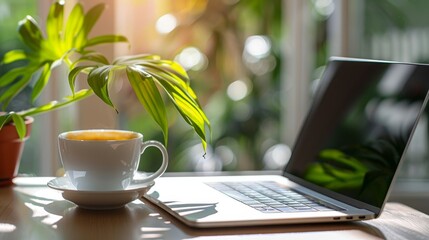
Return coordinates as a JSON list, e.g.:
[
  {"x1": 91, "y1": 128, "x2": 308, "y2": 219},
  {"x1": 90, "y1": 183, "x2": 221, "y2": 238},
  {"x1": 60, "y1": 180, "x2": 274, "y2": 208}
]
[{"x1": 284, "y1": 58, "x2": 429, "y2": 209}]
